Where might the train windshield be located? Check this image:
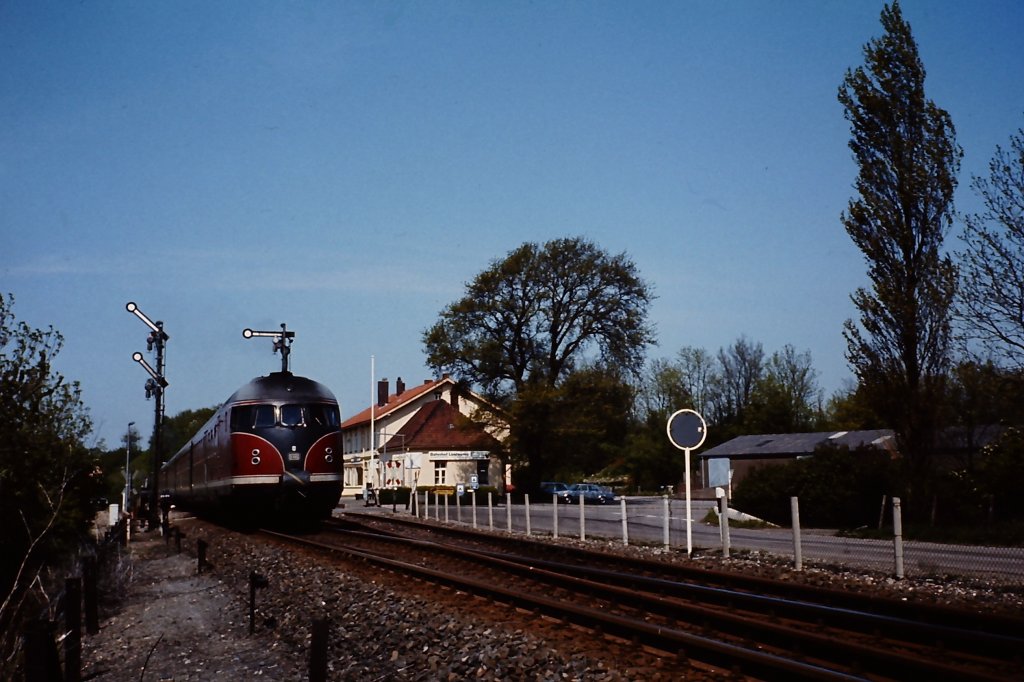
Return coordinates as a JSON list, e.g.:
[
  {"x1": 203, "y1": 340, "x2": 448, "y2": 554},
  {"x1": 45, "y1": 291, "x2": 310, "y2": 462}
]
[
  {"x1": 231, "y1": 403, "x2": 340, "y2": 430},
  {"x1": 306, "y1": 404, "x2": 340, "y2": 428},
  {"x1": 231, "y1": 404, "x2": 277, "y2": 430},
  {"x1": 280, "y1": 404, "x2": 303, "y2": 427},
  {"x1": 280, "y1": 404, "x2": 340, "y2": 428}
]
